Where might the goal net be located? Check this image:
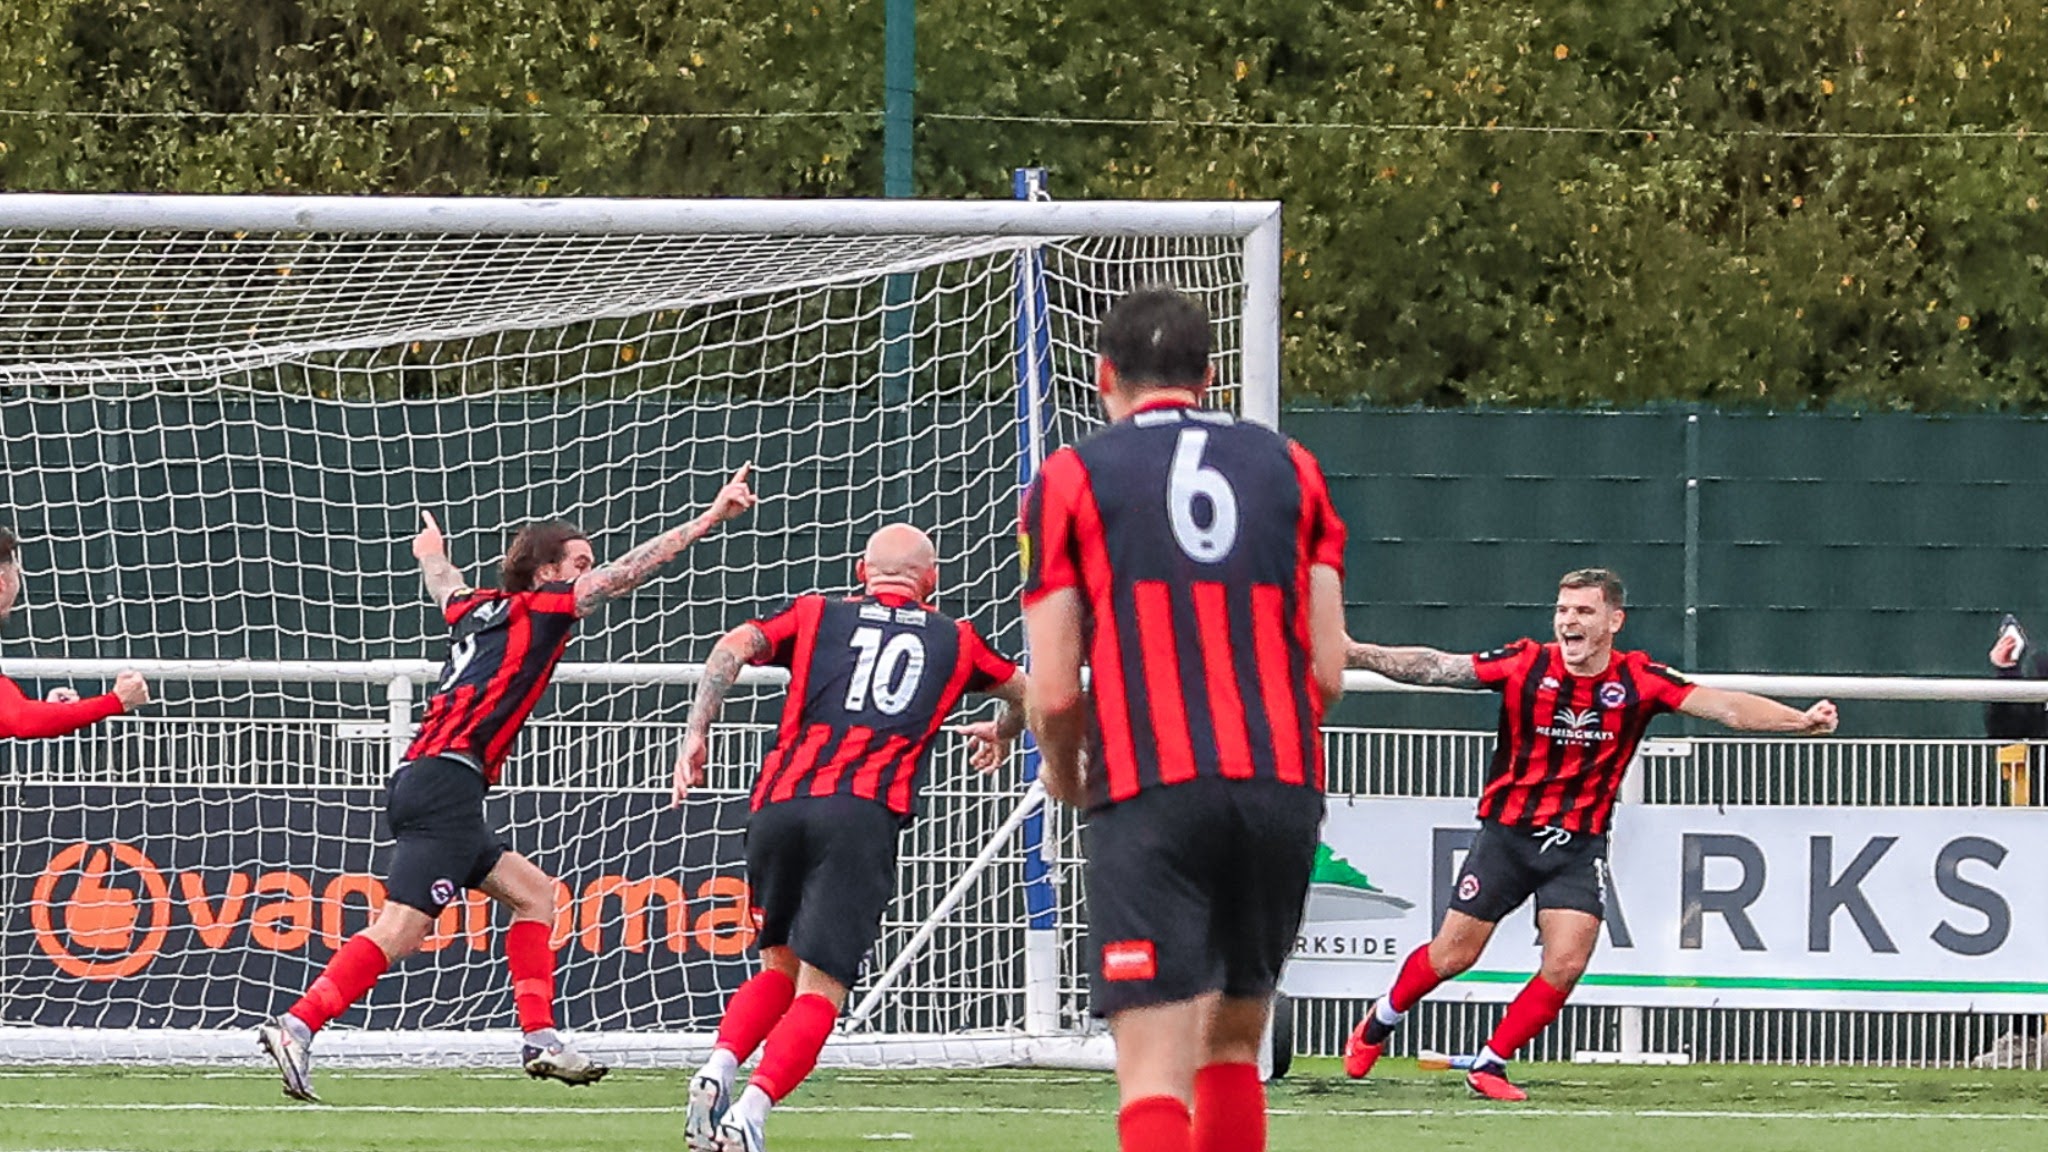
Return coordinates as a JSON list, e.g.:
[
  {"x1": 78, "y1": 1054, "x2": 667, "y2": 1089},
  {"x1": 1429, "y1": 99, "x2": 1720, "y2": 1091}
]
[{"x1": 0, "y1": 193, "x2": 1281, "y2": 1067}]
